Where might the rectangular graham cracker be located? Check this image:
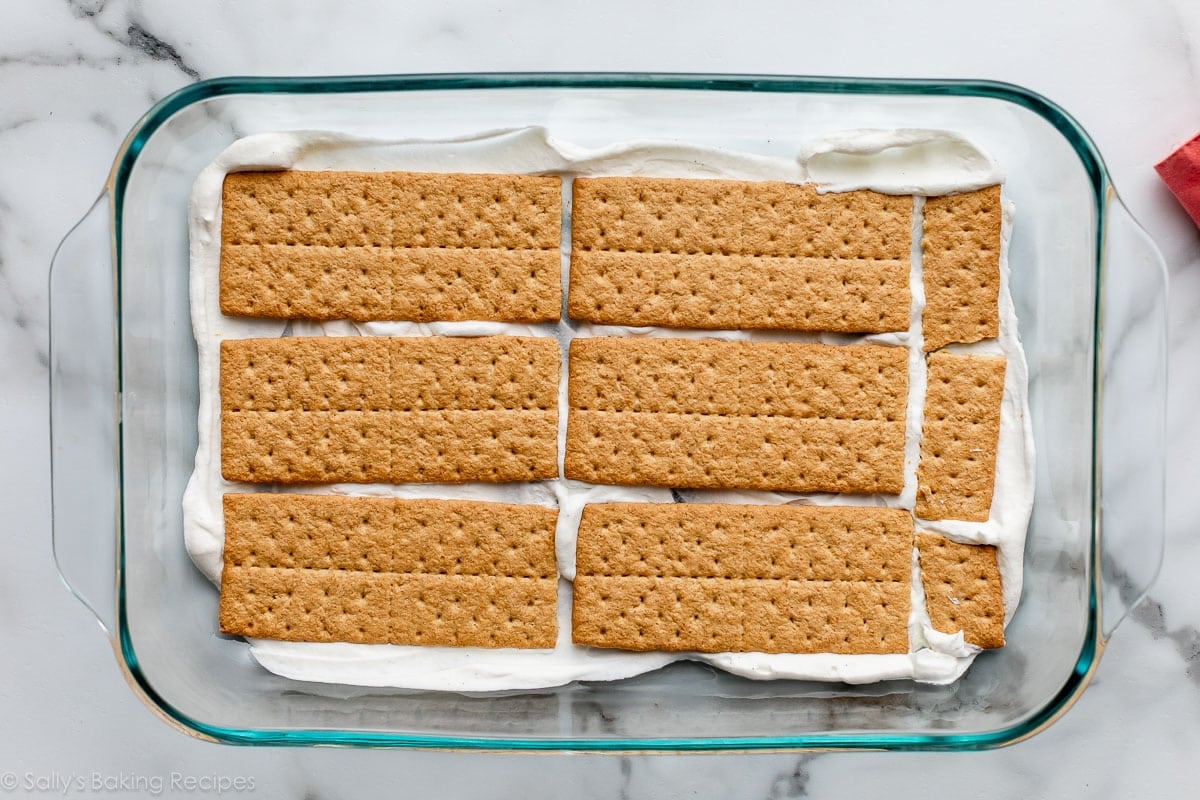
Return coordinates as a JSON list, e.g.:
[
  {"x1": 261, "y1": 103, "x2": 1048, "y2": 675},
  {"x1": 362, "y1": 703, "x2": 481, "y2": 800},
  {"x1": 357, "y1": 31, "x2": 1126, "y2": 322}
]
[
  {"x1": 219, "y1": 170, "x2": 562, "y2": 323},
  {"x1": 922, "y1": 185, "x2": 1003, "y2": 351},
  {"x1": 915, "y1": 351, "x2": 1006, "y2": 521},
  {"x1": 564, "y1": 337, "x2": 908, "y2": 493},
  {"x1": 568, "y1": 177, "x2": 912, "y2": 332},
  {"x1": 916, "y1": 532, "x2": 1004, "y2": 648},
  {"x1": 220, "y1": 335, "x2": 559, "y2": 484},
  {"x1": 218, "y1": 493, "x2": 558, "y2": 647},
  {"x1": 572, "y1": 503, "x2": 912, "y2": 653}
]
